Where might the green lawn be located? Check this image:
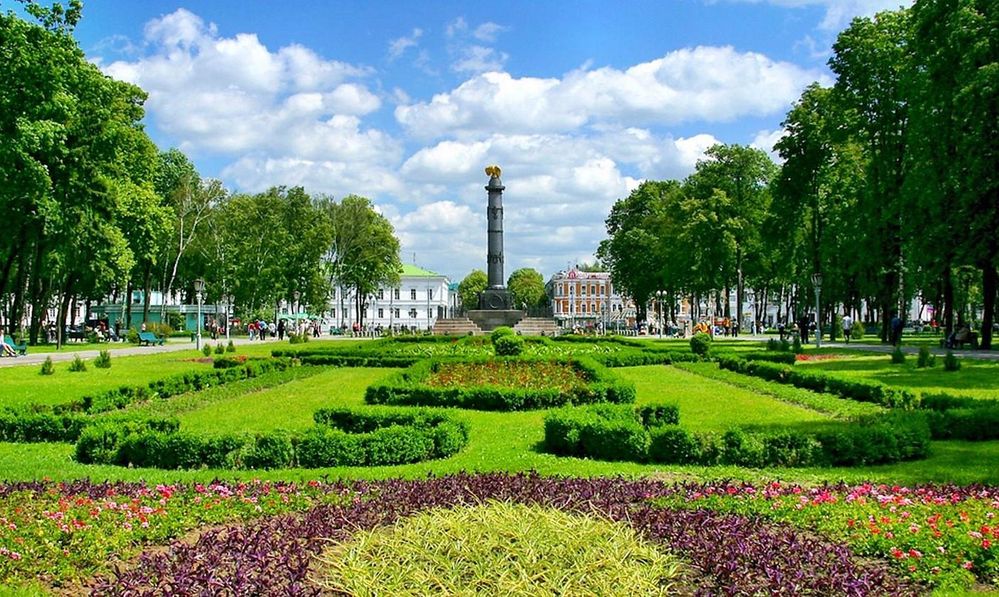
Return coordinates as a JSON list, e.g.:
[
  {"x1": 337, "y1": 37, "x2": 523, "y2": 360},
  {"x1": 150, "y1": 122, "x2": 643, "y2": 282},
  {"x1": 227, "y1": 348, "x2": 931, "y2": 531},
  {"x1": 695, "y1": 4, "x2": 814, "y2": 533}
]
[
  {"x1": 2, "y1": 362, "x2": 997, "y2": 486},
  {"x1": 797, "y1": 354, "x2": 999, "y2": 399}
]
